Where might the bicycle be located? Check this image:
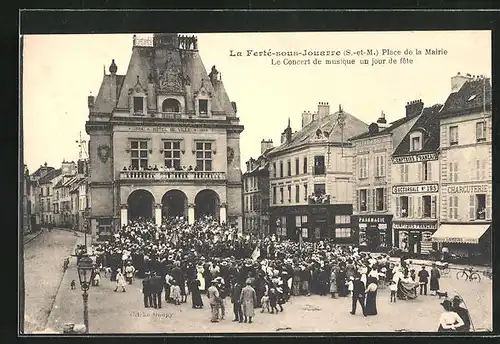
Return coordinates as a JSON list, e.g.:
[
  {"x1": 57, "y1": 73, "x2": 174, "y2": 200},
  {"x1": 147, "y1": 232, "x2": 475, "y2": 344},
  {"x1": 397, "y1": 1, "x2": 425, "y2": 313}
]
[{"x1": 456, "y1": 267, "x2": 481, "y2": 282}]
